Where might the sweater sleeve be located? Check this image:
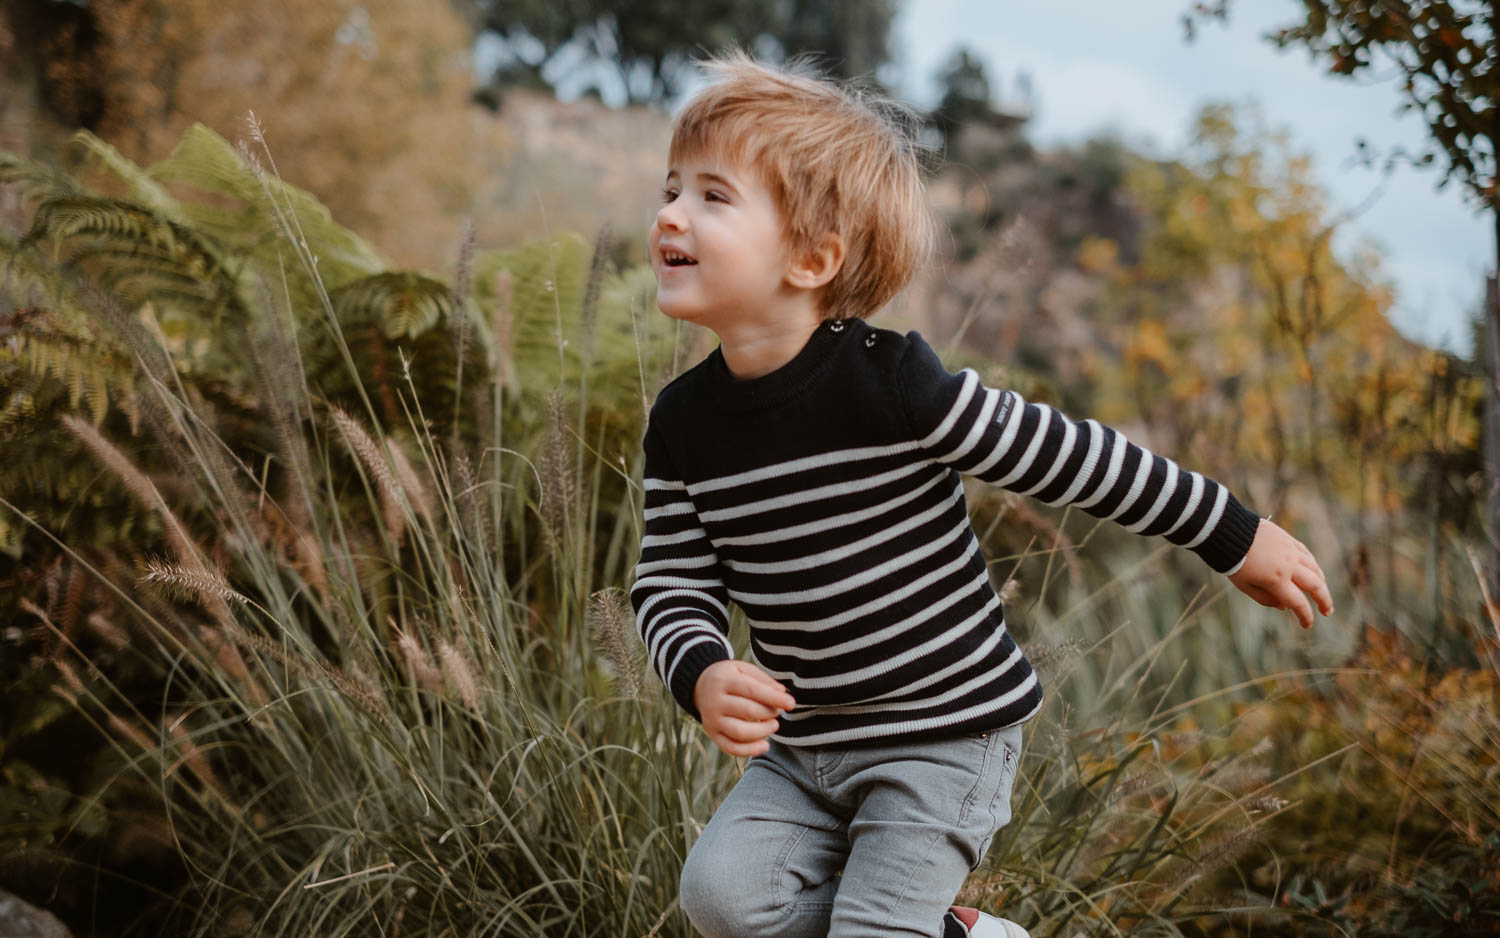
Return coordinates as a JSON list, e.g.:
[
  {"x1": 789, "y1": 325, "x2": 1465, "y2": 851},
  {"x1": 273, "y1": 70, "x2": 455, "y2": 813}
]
[
  {"x1": 896, "y1": 331, "x2": 1261, "y2": 575},
  {"x1": 629, "y1": 419, "x2": 733, "y2": 720}
]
